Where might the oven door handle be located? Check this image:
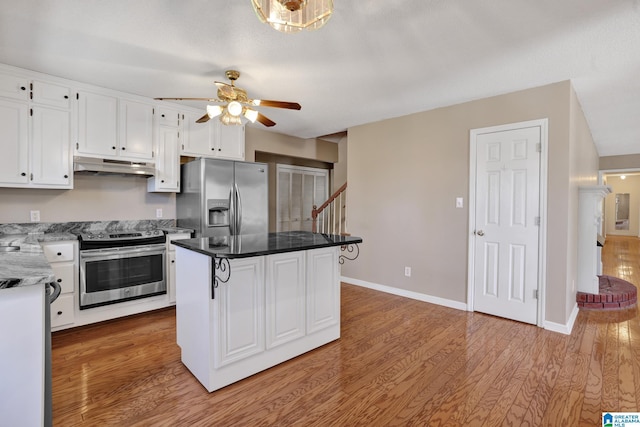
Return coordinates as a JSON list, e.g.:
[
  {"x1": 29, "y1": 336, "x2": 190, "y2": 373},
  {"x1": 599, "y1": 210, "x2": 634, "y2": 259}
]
[{"x1": 80, "y1": 244, "x2": 166, "y2": 258}]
